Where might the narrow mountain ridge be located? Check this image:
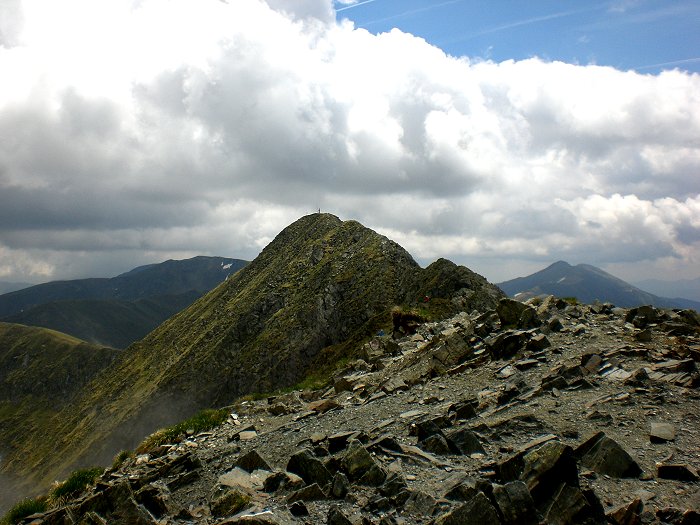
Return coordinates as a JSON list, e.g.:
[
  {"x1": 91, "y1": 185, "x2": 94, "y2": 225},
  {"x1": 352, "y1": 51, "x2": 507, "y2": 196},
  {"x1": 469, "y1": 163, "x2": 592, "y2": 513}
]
[{"x1": 2, "y1": 214, "x2": 503, "y2": 493}]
